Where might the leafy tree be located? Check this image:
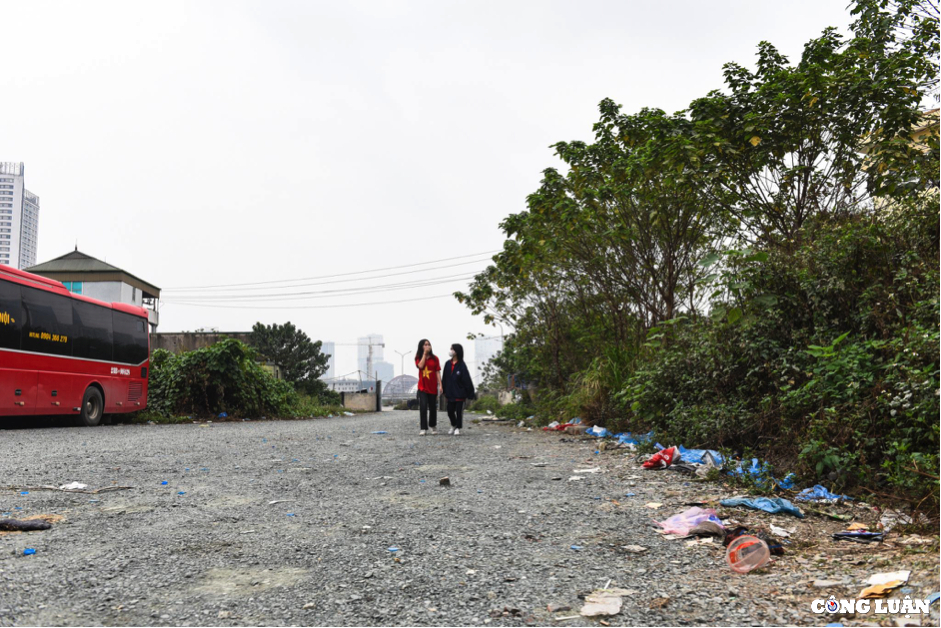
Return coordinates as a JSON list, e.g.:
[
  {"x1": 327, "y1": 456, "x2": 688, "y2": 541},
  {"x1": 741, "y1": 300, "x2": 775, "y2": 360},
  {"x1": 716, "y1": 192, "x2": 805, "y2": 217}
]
[{"x1": 249, "y1": 322, "x2": 330, "y2": 395}]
